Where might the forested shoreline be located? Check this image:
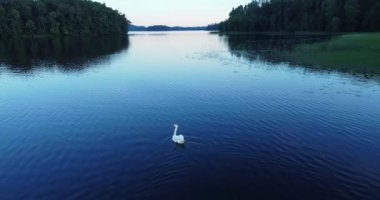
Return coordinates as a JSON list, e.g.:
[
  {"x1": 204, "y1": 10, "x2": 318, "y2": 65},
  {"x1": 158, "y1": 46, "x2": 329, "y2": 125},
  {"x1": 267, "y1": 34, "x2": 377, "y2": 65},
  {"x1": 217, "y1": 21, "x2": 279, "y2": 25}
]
[
  {"x1": 0, "y1": 0, "x2": 129, "y2": 36},
  {"x1": 219, "y1": 0, "x2": 380, "y2": 32},
  {"x1": 129, "y1": 25, "x2": 206, "y2": 31}
]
